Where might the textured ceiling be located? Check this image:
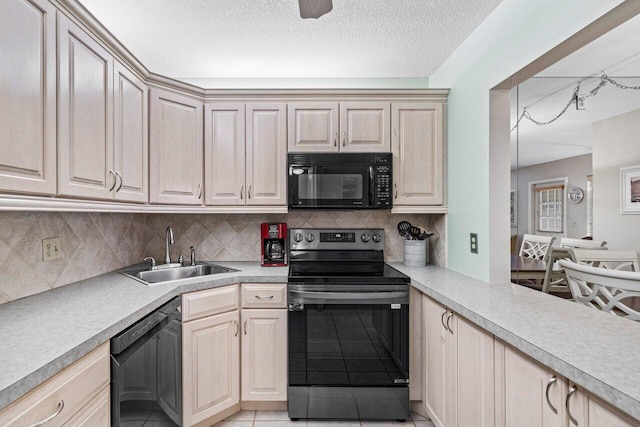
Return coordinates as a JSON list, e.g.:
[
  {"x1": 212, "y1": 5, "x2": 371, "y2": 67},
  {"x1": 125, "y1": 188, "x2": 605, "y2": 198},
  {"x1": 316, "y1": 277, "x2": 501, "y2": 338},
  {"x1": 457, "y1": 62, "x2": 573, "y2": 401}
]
[
  {"x1": 512, "y1": 13, "x2": 640, "y2": 168},
  {"x1": 78, "y1": 0, "x2": 503, "y2": 81}
]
